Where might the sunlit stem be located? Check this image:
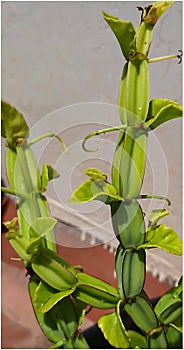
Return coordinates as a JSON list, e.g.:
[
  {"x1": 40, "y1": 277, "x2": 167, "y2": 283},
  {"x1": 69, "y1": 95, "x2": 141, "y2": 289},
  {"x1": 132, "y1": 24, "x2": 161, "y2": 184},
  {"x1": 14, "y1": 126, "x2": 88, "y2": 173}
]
[
  {"x1": 1, "y1": 186, "x2": 29, "y2": 199},
  {"x1": 148, "y1": 54, "x2": 178, "y2": 63},
  {"x1": 139, "y1": 194, "x2": 171, "y2": 206},
  {"x1": 82, "y1": 125, "x2": 127, "y2": 152},
  {"x1": 27, "y1": 132, "x2": 68, "y2": 152}
]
